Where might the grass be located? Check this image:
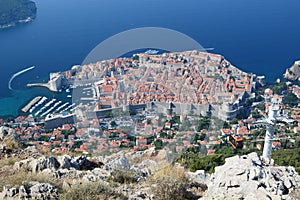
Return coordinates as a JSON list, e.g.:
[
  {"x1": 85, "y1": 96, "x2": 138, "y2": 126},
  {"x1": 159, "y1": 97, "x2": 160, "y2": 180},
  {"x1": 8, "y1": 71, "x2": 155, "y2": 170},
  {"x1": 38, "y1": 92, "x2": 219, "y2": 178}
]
[
  {"x1": 60, "y1": 182, "x2": 128, "y2": 200},
  {"x1": 0, "y1": 170, "x2": 62, "y2": 192},
  {"x1": 0, "y1": 157, "x2": 20, "y2": 168}
]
